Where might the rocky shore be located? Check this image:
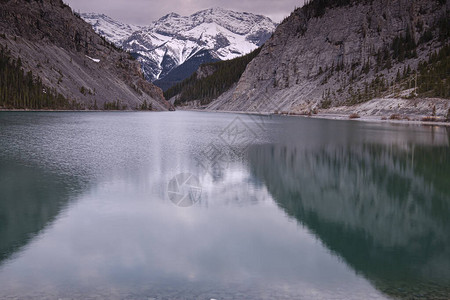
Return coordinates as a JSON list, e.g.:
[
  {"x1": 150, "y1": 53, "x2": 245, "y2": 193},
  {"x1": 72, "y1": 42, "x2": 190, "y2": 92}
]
[{"x1": 178, "y1": 96, "x2": 450, "y2": 126}]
